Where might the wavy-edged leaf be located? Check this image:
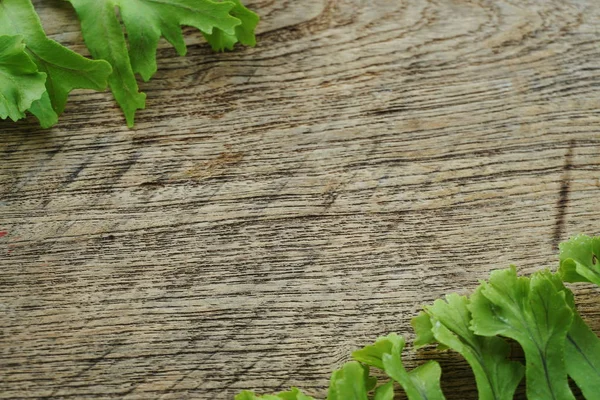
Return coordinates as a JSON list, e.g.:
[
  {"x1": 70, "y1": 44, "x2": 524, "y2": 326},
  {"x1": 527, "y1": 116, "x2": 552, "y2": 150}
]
[
  {"x1": 565, "y1": 313, "x2": 600, "y2": 400},
  {"x1": 27, "y1": 91, "x2": 58, "y2": 129},
  {"x1": 235, "y1": 387, "x2": 315, "y2": 400},
  {"x1": 559, "y1": 234, "x2": 600, "y2": 286},
  {"x1": 203, "y1": 0, "x2": 259, "y2": 51},
  {"x1": 469, "y1": 267, "x2": 575, "y2": 400},
  {"x1": 413, "y1": 294, "x2": 524, "y2": 400},
  {"x1": 353, "y1": 333, "x2": 445, "y2": 400},
  {"x1": 327, "y1": 361, "x2": 371, "y2": 400},
  {"x1": 67, "y1": 0, "x2": 256, "y2": 126},
  {"x1": 373, "y1": 381, "x2": 394, "y2": 400},
  {"x1": 276, "y1": 387, "x2": 316, "y2": 400},
  {"x1": 0, "y1": 35, "x2": 46, "y2": 122},
  {"x1": 547, "y1": 273, "x2": 600, "y2": 399},
  {"x1": 0, "y1": 0, "x2": 111, "y2": 128}
]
